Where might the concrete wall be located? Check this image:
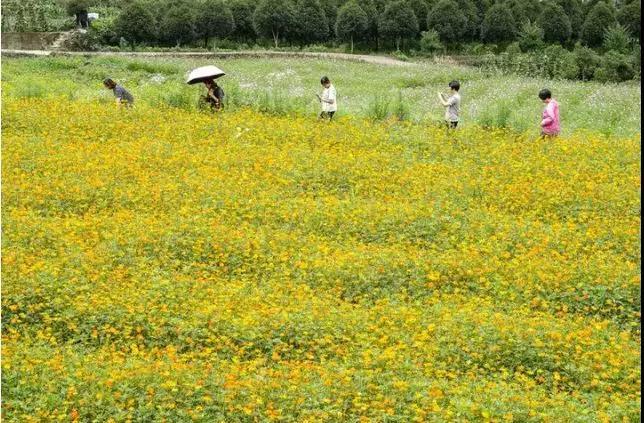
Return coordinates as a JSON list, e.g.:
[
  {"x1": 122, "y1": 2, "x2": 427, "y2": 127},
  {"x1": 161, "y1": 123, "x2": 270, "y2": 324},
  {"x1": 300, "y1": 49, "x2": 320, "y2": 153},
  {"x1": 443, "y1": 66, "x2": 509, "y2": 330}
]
[{"x1": 1, "y1": 32, "x2": 63, "y2": 50}]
